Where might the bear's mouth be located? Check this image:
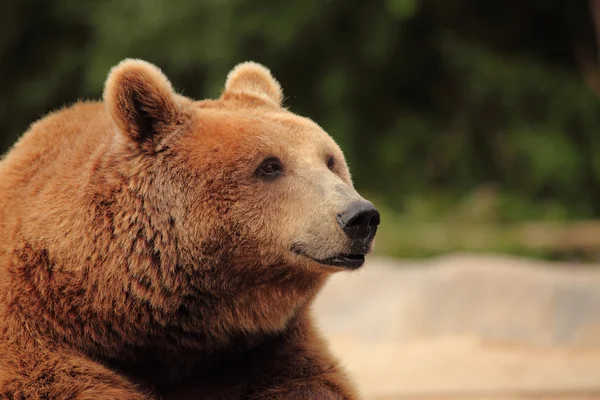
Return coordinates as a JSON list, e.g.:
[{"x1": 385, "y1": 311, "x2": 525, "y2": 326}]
[
  {"x1": 292, "y1": 246, "x2": 366, "y2": 270},
  {"x1": 317, "y1": 253, "x2": 365, "y2": 269}
]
